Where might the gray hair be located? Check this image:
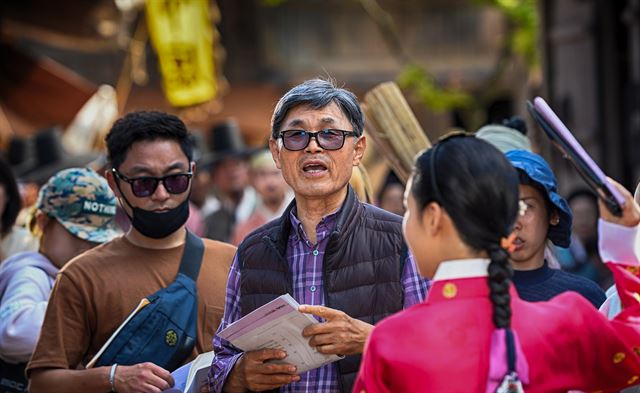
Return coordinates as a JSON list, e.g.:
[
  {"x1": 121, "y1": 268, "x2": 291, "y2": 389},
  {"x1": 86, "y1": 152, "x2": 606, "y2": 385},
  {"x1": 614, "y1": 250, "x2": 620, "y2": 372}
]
[{"x1": 270, "y1": 79, "x2": 364, "y2": 139}]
